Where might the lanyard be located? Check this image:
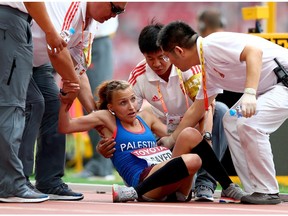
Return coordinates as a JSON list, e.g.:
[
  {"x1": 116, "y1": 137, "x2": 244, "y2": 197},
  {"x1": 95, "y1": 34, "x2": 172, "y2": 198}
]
[
  {"x1": 176, "y1": 68, "x2": 190, "y2": 109},
  {"x1": 157, "y1": 70, "x2": 190, "y2": 115},
  {"x1": 199, "y1": 40, "x2": 209, "y2": 111},
  {"x1": 81, "y1": 21, "x2": 92, "y2": 67},
  {"x1": 61, "y1": 2, "x2": 93, "y2": 74}
]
